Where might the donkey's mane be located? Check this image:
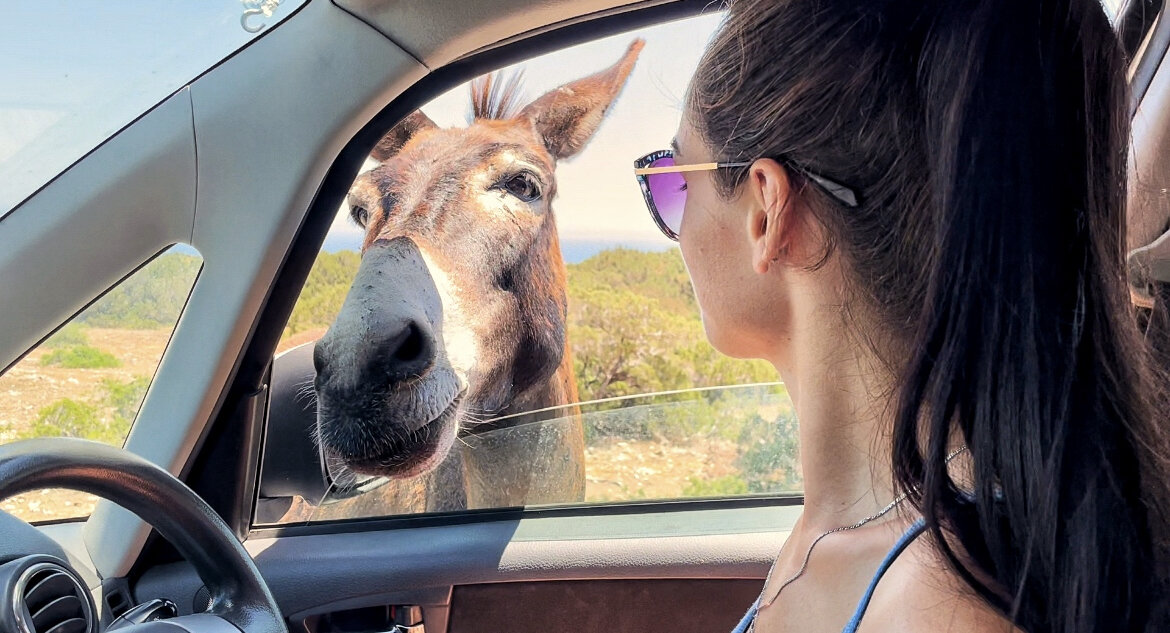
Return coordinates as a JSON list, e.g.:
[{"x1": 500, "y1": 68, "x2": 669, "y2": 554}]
[{"x1": 470, "y1": 71, "x2": 526, "y2": 121}]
